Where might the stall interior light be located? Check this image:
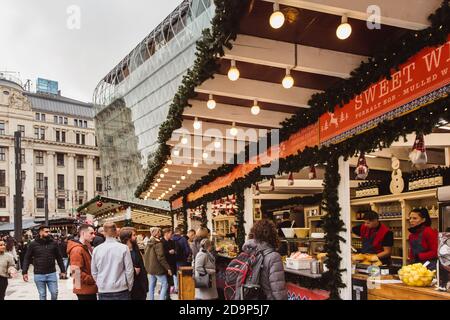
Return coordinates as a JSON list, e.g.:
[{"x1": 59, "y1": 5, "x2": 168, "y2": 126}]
[
  {"x1": 156, "y1": 178, "x2": 161, "y2": 182},
  {"x1": 365, "y1": 154, "x2": 377, "y2": 158},
  {"x1": 176, "y1": 180, "x2": 181, "y2": 184},
  {"x1": 227, "y1": 60, "x2": 240, "y2": 81},
  {"x1": 164, "y1": 168, "x2": 169, "y2": 173},
  {"x1": 270, "y1": 1, "x2": 285, "y2": 29},
  {"x1": 160, "y1": 173, "x2": 165, "y2": 178},
  {"x1": 187, "y1": 169, "x2": 193, "y2": 175},
  {"x1": 214, "y1": 139, "x2": 221, "y2": 149},
  {"x1": 336, "y1": 14, "x2": 352, "y2": 40},
  {"x1": 230, "y1": 122, "x2": 238, "y2": 136},
  {"x1": 173, "y1": 149, "x2": 180, "y2": 156},
  {"x1": 282, "y1": 68, "x2": 294, "y2": 89},
  {"x1": 181, "y1": 175, "x2": 186, "y2": 180},
  {"x1": 207, "y1": 94, "x2": 216, "y2": 110},
  {"x1": 193, "y1": 161, "x2": 199, "y2": 168},
  {"x1": 202, "y1": 151, "x2": 209, "y2": 159},
  {"x1": 193, "y1": 117, "x2": 202, "y2": 130},
  {"x1": 181, "y1": 135, "x2": 188, "y2": 145},
  {"x1": 172, "y1": 184, "x2": 176, "y2": 188},
  {"x1": 167, "y1": 159, "x2": 173, "y2": 165},
  {"x1": 251, "y1": 99, "x2": 261, "y2": 115}
]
